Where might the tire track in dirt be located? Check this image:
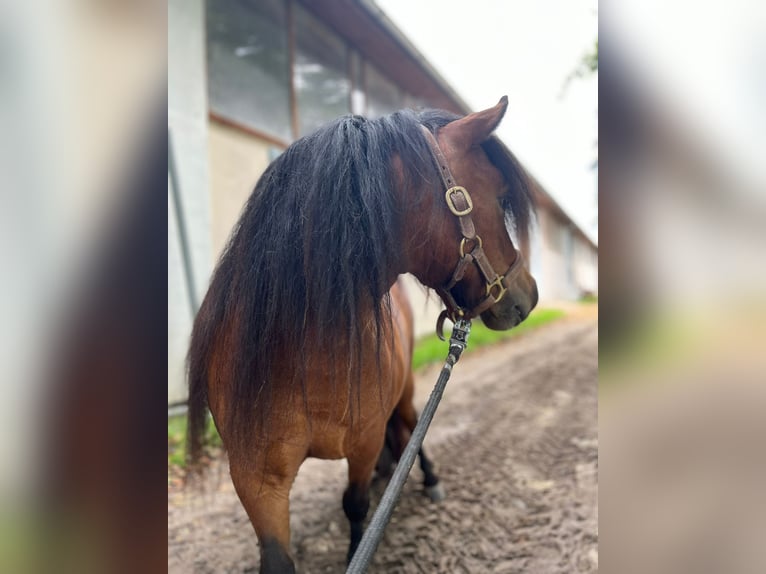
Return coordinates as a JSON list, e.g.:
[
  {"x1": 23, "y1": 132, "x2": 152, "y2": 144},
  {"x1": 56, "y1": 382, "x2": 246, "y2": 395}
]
[{"x1": 169, "y1": 316, "x2": 598, "y2": 573}]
